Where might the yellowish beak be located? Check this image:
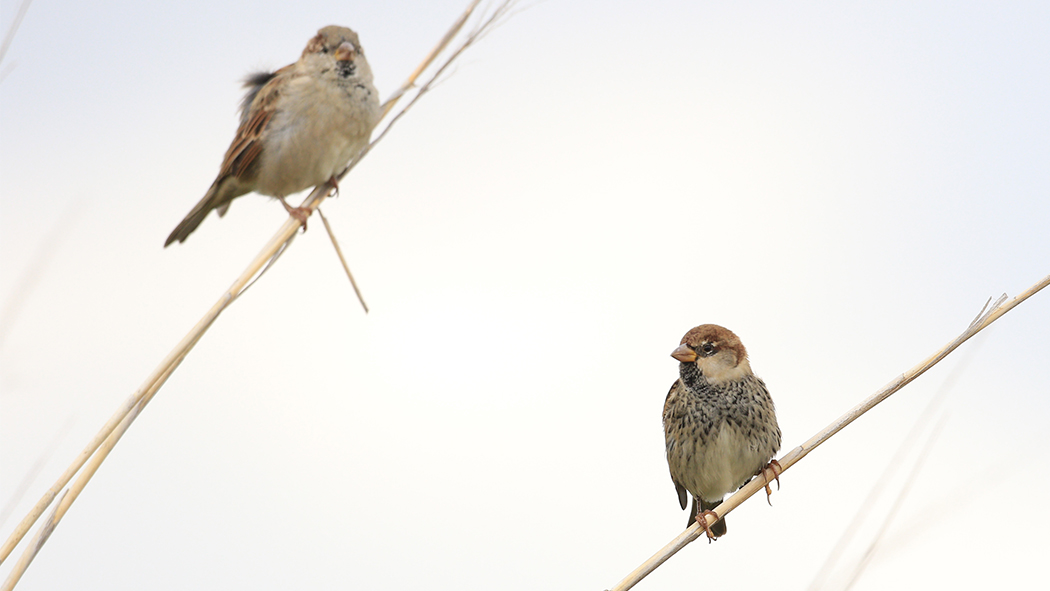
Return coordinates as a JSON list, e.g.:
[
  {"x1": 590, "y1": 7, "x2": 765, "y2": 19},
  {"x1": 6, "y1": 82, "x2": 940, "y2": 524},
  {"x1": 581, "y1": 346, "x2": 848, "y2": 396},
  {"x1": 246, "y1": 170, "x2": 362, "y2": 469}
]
[
  {"x1": 671, "y1": 344, "x2": 697, "y2": 363},
  {"x1": 334, "y1": 41, "x2": 356, "y2": 62}
]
